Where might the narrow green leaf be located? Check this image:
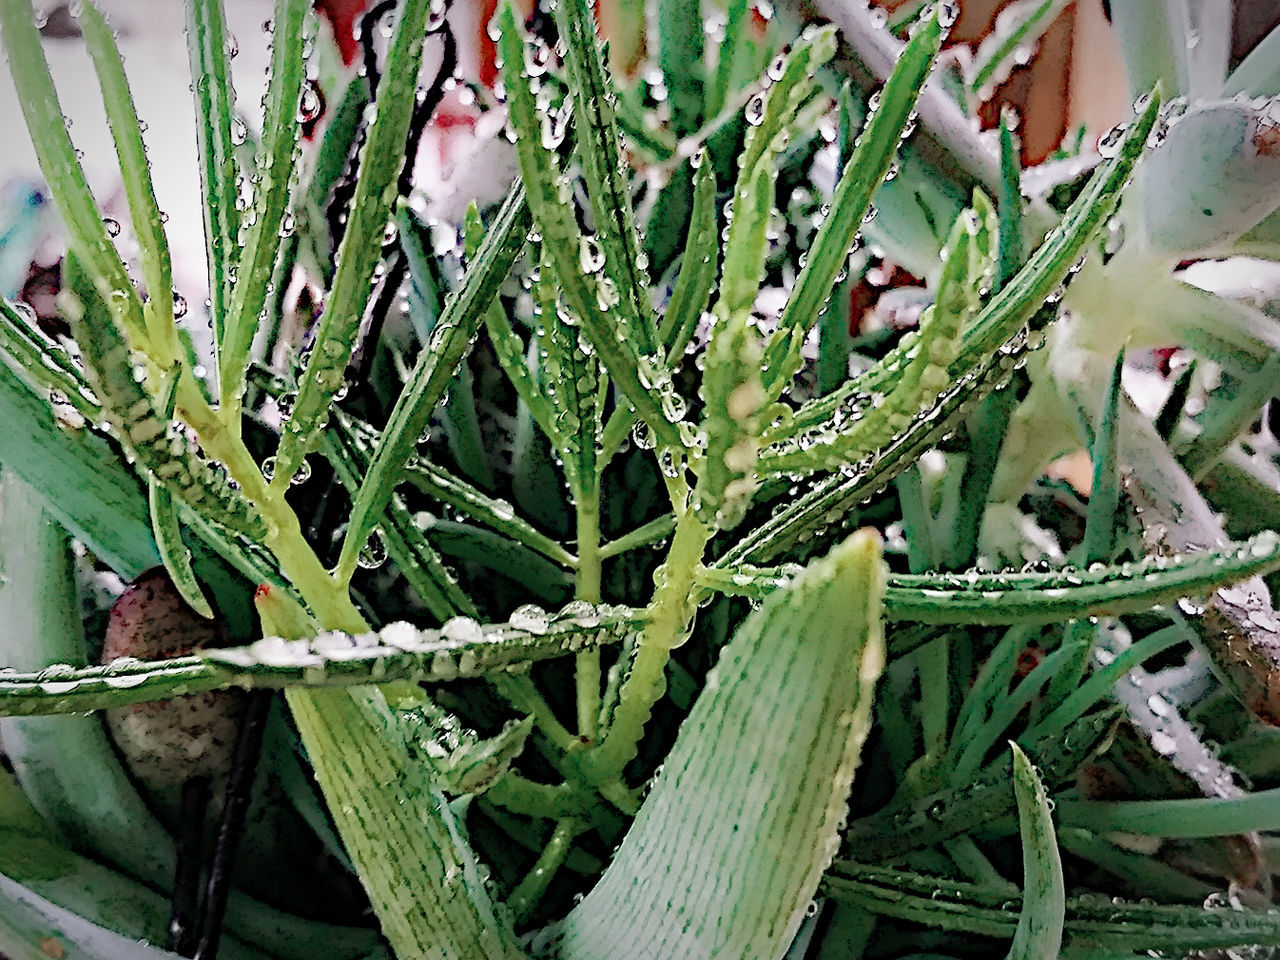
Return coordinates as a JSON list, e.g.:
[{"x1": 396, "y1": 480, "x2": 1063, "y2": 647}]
[
  {"x1": 0, "y1": 605, "x2": 637, "y2": 716},
  {"x1": 0, "y1": 0, "x2": 148, "y2": 353},
  {"x1": 1006, "y1": 742, "x2": 1065, "y2": 960},
  {"x1": 693, "y1": 309, "x2": 765, "y2": 529},
  {"x1": 599, "y1": 155, "x2": 718, "y2": 465},
  {"x1": 77, "y1": 0, "x2": 178, "y2": 364},
  {"x1": 1081, "y1": 349, "x2": 1125, "y2": 564},
  {"x1": 335, "y1": 183, "x2": 530, "y2": 583},
  {"x1": 496, "y1": 4, "x2": 681, "y2": 451},
  {"x1": 323, "y1": 413, "x2": 476, "y2": 621},
  {"x1": 554, "y1": 0, "x2": 659, "y2": 354},
  {"x1": 721, "y1": 25, "x2": 836, "y2": 317},
  {"x1": 421, "y1": 519, "x2": 574, "y2": 603},
  {"x1": 148, "y1": 368, "x2": 214, "y2": 618},
  {"x1": 827, "y1": 862, "x2": 1280, "y2": 954},
  {"x1": 718, "y1": 97, "x2": 1159, "y2": 565},
  {"x1": 217, "y1": 0, "x2": 306, "y2": 409},
  {"x1": 967, "y1": 0, "x2": 1071, "y2": 99},
  {"x1": 541, "y1": 530, "x2": 885, "y2": 960},
  {"x1": 465, "y1": 204, "x2": 562, "y2": 453},
  {"x1": 63, "y1": 255, "x2": 265, "y2": 539},
  {"x1": 185, "y1": 0, "x2": 241, "y2": 348},
  {"x1": 838, "y1": 711, "x2": 1116, "y2": 860},
  {"x1": 270, "y1": 0, "x2": 431, "y2": 476},
  {"x1": 760, "y1": 9, "x2": 946, "y2": 396},
  {"x1": 705, "y1": 0, "x2": 751, "y2": 118},
  {"x1": 1155, "y1": 359, "x2": 1196, "y2": 441},
  {"x1": 532, "y1": 245, "x2": 600, "y2": 499},
  {"x1": 655, "y1": 0, "x2": 704, "y2": 137},
  {"x1": 0, "y1": 298, "x2": 101, "y2": 422},
  {"x1": 996, "y1": 114, "x2": 1025, "y2": 291},
  {"x1": 704, "y1": 530, "x2": 1280, "y2": 624}
]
